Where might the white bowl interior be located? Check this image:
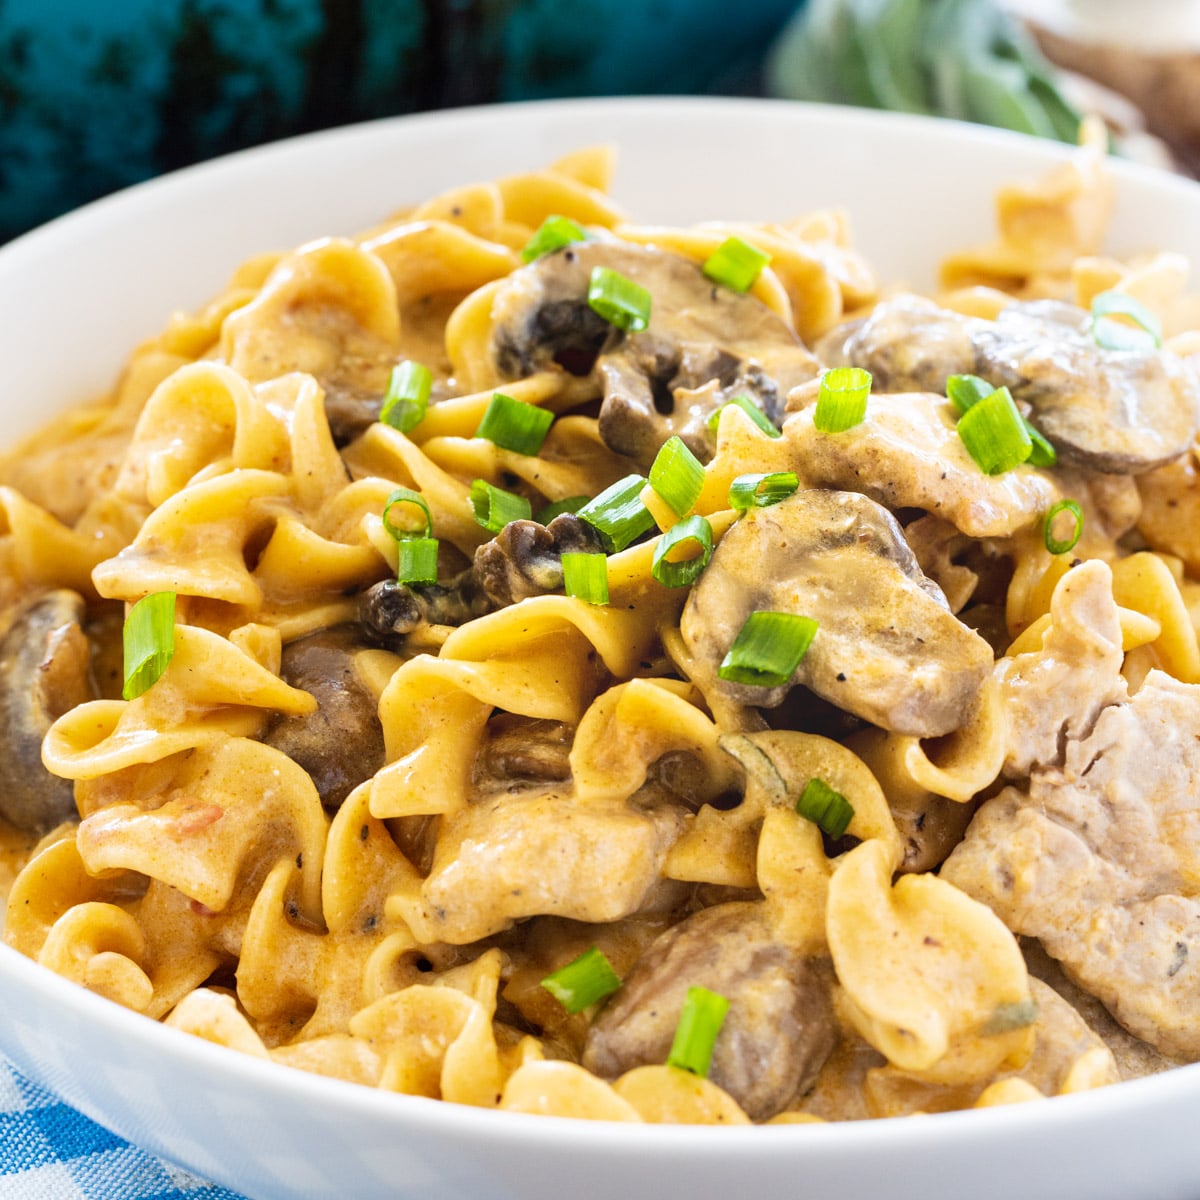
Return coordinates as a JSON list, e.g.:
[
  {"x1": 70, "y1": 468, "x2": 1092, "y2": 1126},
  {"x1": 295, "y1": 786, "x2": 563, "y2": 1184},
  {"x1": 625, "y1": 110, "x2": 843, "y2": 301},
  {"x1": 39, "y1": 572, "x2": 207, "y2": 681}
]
[{"x1": 3, "y1": 97, "x2": 1200, "y2": 1200}]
